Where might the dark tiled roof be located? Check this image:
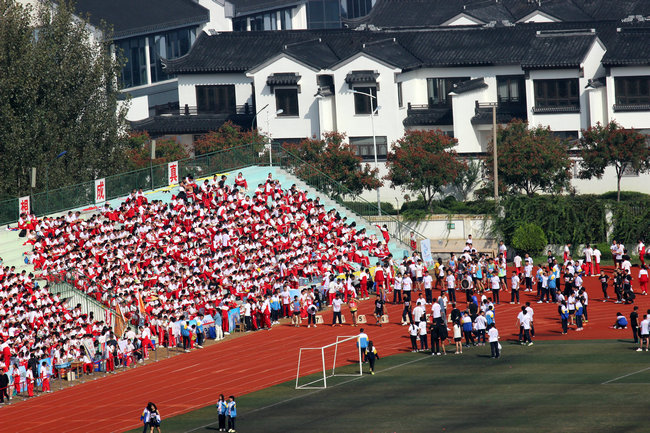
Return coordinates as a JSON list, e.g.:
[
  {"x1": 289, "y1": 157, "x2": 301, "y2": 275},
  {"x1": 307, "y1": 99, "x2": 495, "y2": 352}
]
[
  {"x1": 230, "y1": 0, "x2": 305, "y2": 16},
  {"x1": 267, "y1": 73, "x2": 301, "y2": 86},
  {"x1": 521, "y1": 30, "x2": 597, "y2": 69},
  {"x1": 130, "y1": 114, "x2": 254, "y2": 135},
  {"x1": 450, "y1": 78, "x2": 487, "y2": 94},
  {"x1": 361, "y1": 39, "x2": 422, "y2": 69},
  {"x1": 345, "y1": 70, "x2": 380, "y2": 84},
  {"x1": 602, "y1": 27, "x2": 650, "y2": 66},
  {"x1": 403, "y1": 106, "x2": 453, "y2": 126},
  {"x1": 74, "y1": 0, "x2": 209, "y2": 39},
  {"x1": 471, "y1": 107, "x2": 527, "y2": 125},
  {"x1": 359, "y1": 0, "x2": 650, "y2": 29},
  {"x1": 165, "y1": 21, "x2": 643, "y2": 74}
]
